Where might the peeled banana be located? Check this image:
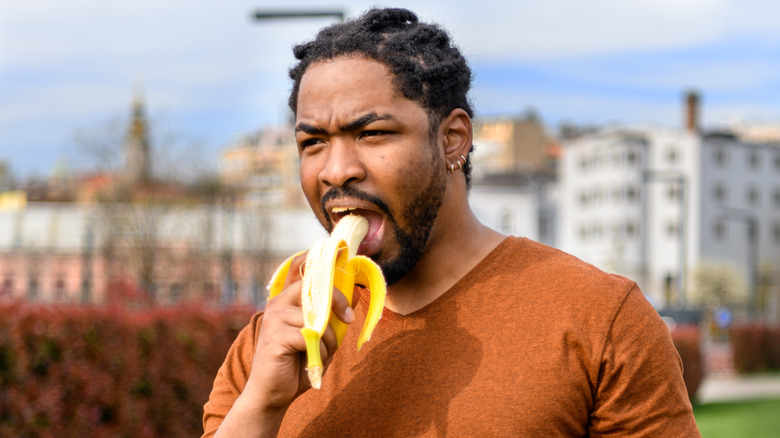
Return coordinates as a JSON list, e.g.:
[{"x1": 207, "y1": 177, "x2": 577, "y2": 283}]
[{"x1": 267, "y1": 214, "x2": 387, "y2": 389}]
